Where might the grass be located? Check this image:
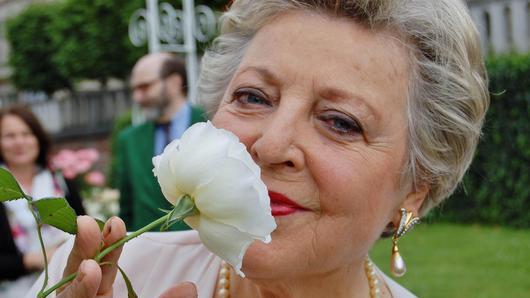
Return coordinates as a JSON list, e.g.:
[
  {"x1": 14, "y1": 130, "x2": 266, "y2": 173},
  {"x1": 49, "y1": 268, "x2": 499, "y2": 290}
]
[{"x1": 369, "y1": 223, "x2": 530, "y2": 298}]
